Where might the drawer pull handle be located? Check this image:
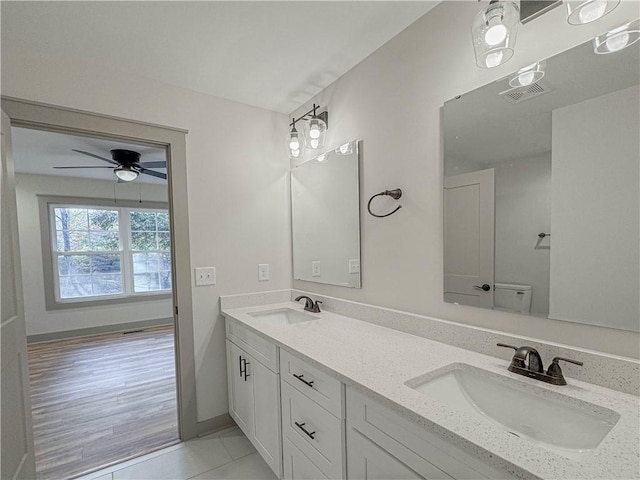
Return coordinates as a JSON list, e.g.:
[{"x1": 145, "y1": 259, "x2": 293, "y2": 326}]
[
  {"x1": 294, "y1": 421, "x2": 316, "y2": 439},
  {"x1": 293, "y1": 373, "x2": 314, "y2": 388},
  {"x1": 244, "y1": 361, "x2": 250, "y2": 381}
]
